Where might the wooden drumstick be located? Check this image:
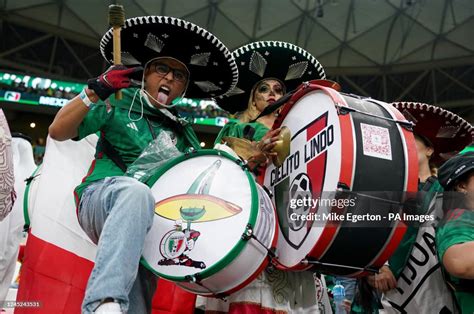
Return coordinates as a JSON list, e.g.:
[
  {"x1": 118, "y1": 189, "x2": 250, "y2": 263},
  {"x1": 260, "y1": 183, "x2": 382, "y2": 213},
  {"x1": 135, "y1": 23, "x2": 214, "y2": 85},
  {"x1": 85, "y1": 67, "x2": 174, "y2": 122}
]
[{"x1": 108, "y1": 4, "x2": 125, "y2": 100}]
